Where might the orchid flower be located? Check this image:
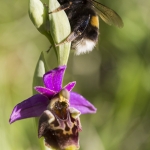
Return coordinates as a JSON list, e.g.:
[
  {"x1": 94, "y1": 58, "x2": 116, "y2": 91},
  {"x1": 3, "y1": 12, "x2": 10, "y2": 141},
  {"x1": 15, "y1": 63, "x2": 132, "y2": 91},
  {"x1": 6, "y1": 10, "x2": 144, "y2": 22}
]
[
  {"x1": 9, "y1": 65, "x2": 96, "y2": 124},
  {"x1": 9, "y1": 65, "x2": 96, "y2": 149}
]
